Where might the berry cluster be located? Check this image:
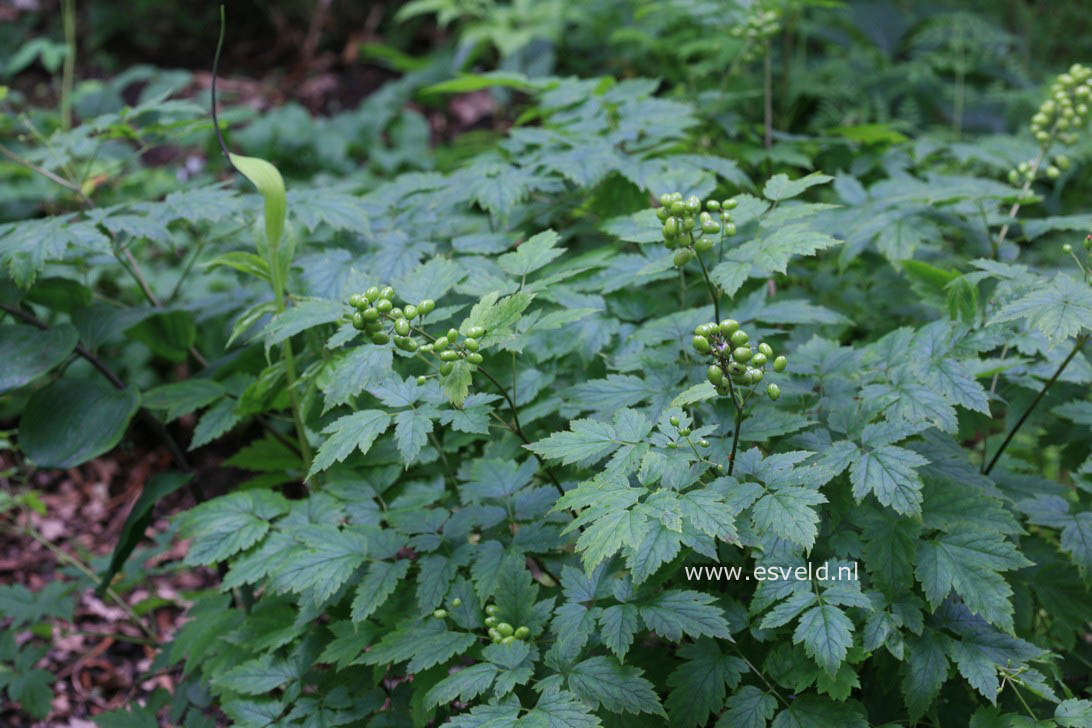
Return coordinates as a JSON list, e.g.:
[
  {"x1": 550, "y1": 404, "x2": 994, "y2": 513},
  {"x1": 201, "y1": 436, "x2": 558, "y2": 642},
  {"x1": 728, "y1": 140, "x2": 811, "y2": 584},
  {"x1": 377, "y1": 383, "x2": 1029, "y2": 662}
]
[
  {"x1": 691, "y1": 319, "x2": 786, "y2": 401},
  {"x1": 728, "y1": 6, "x2": 781, "y2": 62},
  {"x1": 1009, "y1": 63, "x2": 1091, "y2": 184},
  {"x1": 655, "y1": 192, "x2": 738, "y2": 267},
  {"x1": 434, "y1": 601, "x2": 534, "y2": 645},
  {"x1": 346, "y1": 286, "x2": 487, "y2": 378}
]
